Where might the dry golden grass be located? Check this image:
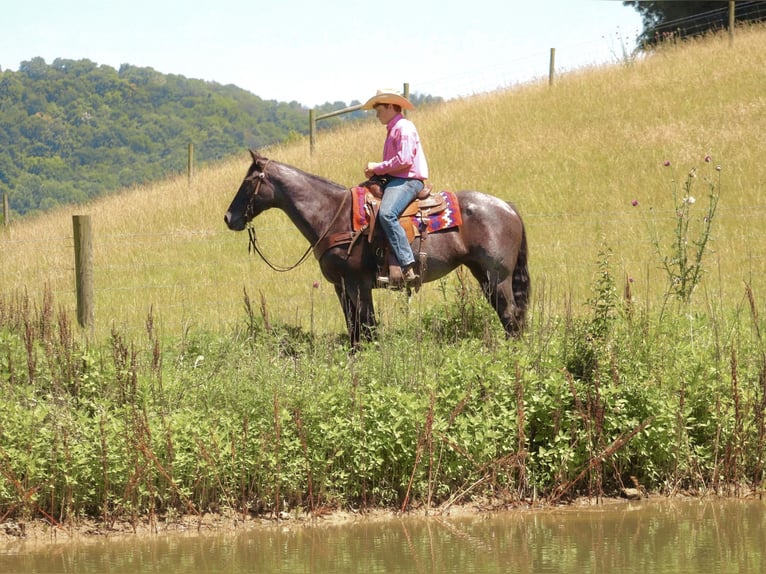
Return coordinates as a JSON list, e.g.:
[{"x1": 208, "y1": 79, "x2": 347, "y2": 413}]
[{"x1": 2, "y1": 25, "x2": 765, "y2": 340}]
